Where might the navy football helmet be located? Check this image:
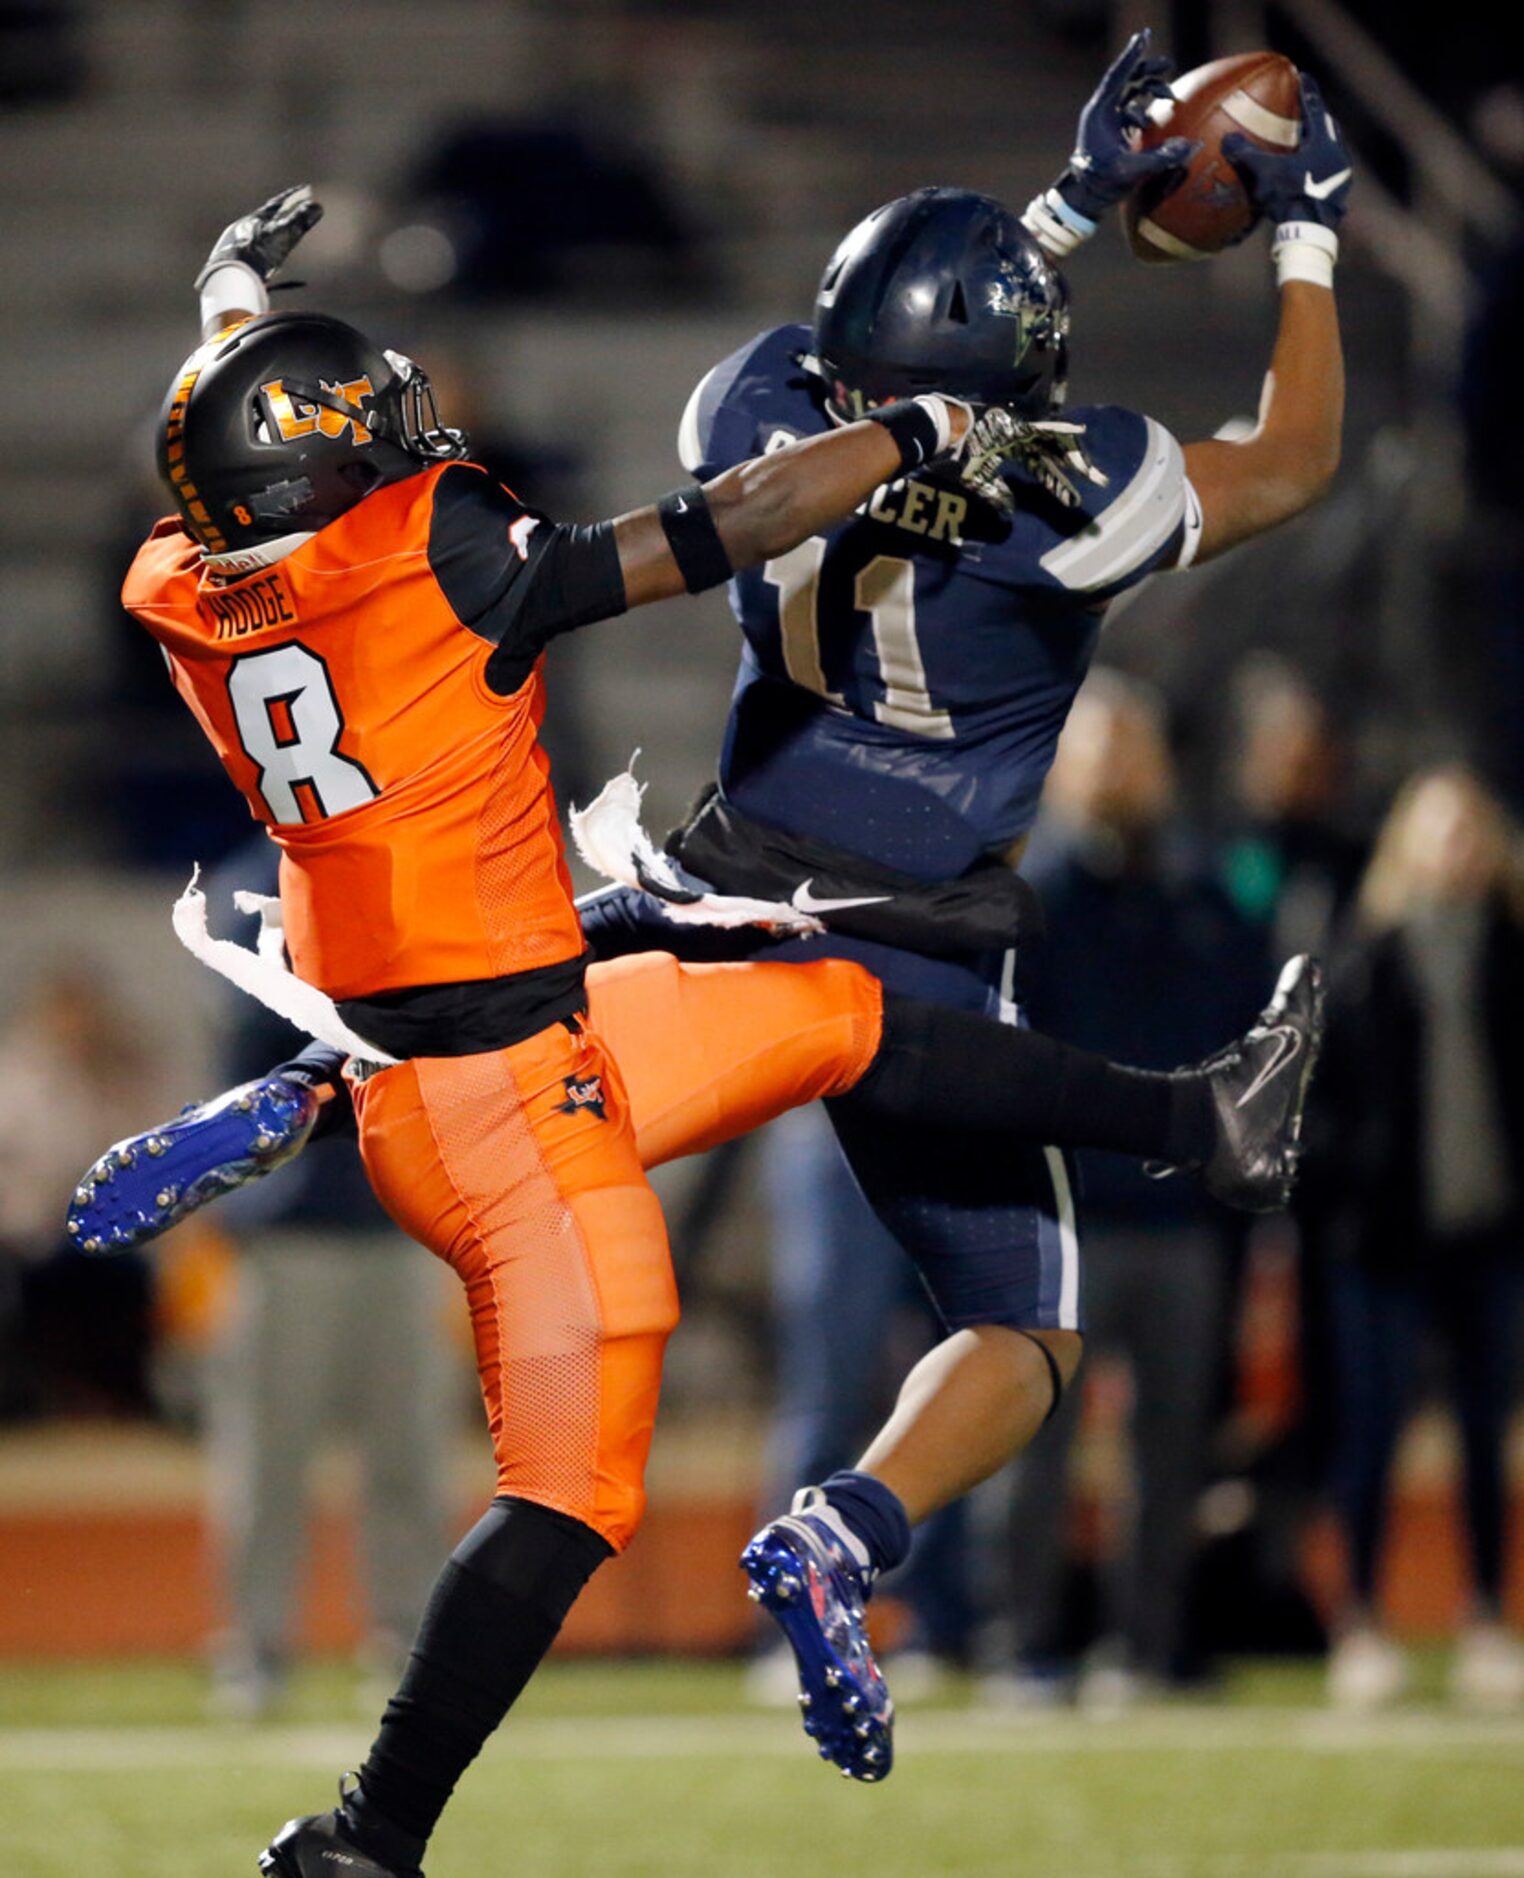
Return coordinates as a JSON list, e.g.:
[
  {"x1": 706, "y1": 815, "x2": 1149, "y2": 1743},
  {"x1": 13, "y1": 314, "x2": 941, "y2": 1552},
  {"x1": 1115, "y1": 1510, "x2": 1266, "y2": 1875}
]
[
  {"x1": 811, "y1": 187, "x2": 1069, "y2": 420},
  {"x1": 156, "y1": 311, "x2": 467, "y2": 557}
]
